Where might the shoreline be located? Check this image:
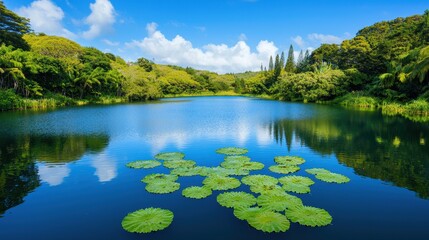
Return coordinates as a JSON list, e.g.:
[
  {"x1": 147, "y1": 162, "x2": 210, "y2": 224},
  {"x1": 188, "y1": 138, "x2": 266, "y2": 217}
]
[{"x1": 1, "y1": 91, "x2": 428, "y2": 122}]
